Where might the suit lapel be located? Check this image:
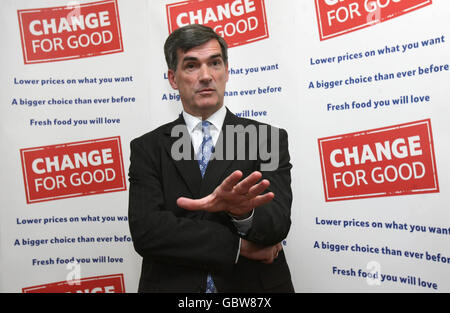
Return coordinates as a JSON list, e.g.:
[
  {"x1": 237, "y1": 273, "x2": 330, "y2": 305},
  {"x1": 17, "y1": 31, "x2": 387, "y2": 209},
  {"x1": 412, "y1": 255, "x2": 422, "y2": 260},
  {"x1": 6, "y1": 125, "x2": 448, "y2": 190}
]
[{"x1": 162, "y1": 114, "x2": 203, "y2": 198}]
